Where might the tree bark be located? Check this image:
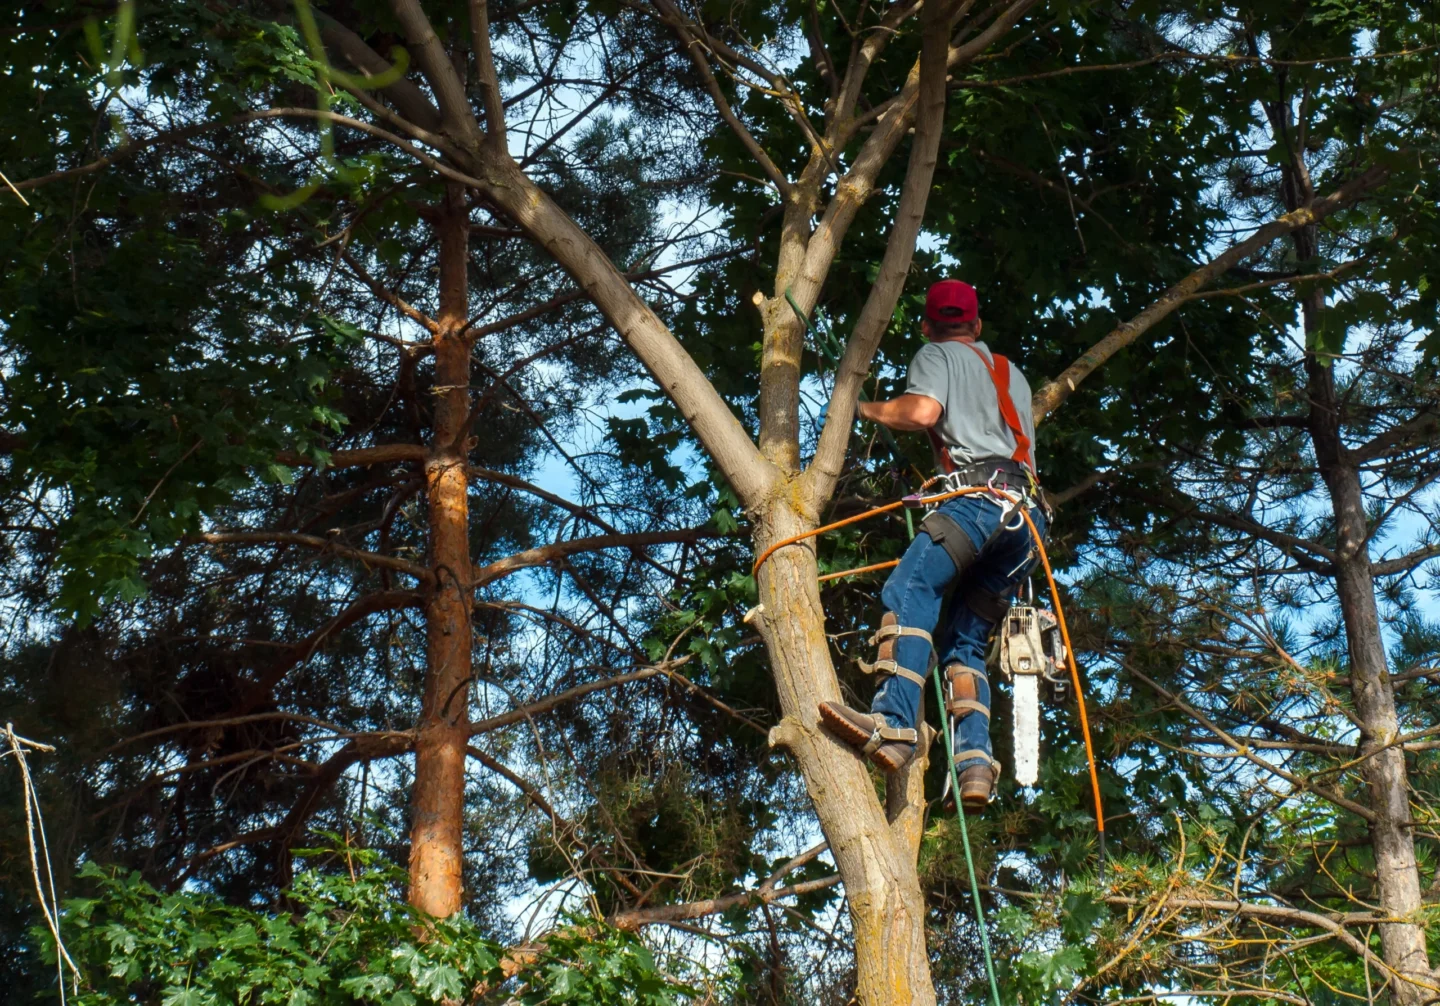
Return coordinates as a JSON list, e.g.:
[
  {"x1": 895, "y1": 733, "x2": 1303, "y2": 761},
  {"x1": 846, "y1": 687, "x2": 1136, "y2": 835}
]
[
  {"x1": 1269, "y1": 81, "x2": 1435, "y2": 990},
  {"x1": 1308, "y1": 351, "x2": 1435, "y2": 1003},
  {"x1": 746, "y1": 9, "x2": 955, "y2": 998},
  {"x1": 755, "y1": 500, "x2": 937, "y2": 1006},
  {"x1": 409, "y1": 183, "x2": 474, "y2": 917}
]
